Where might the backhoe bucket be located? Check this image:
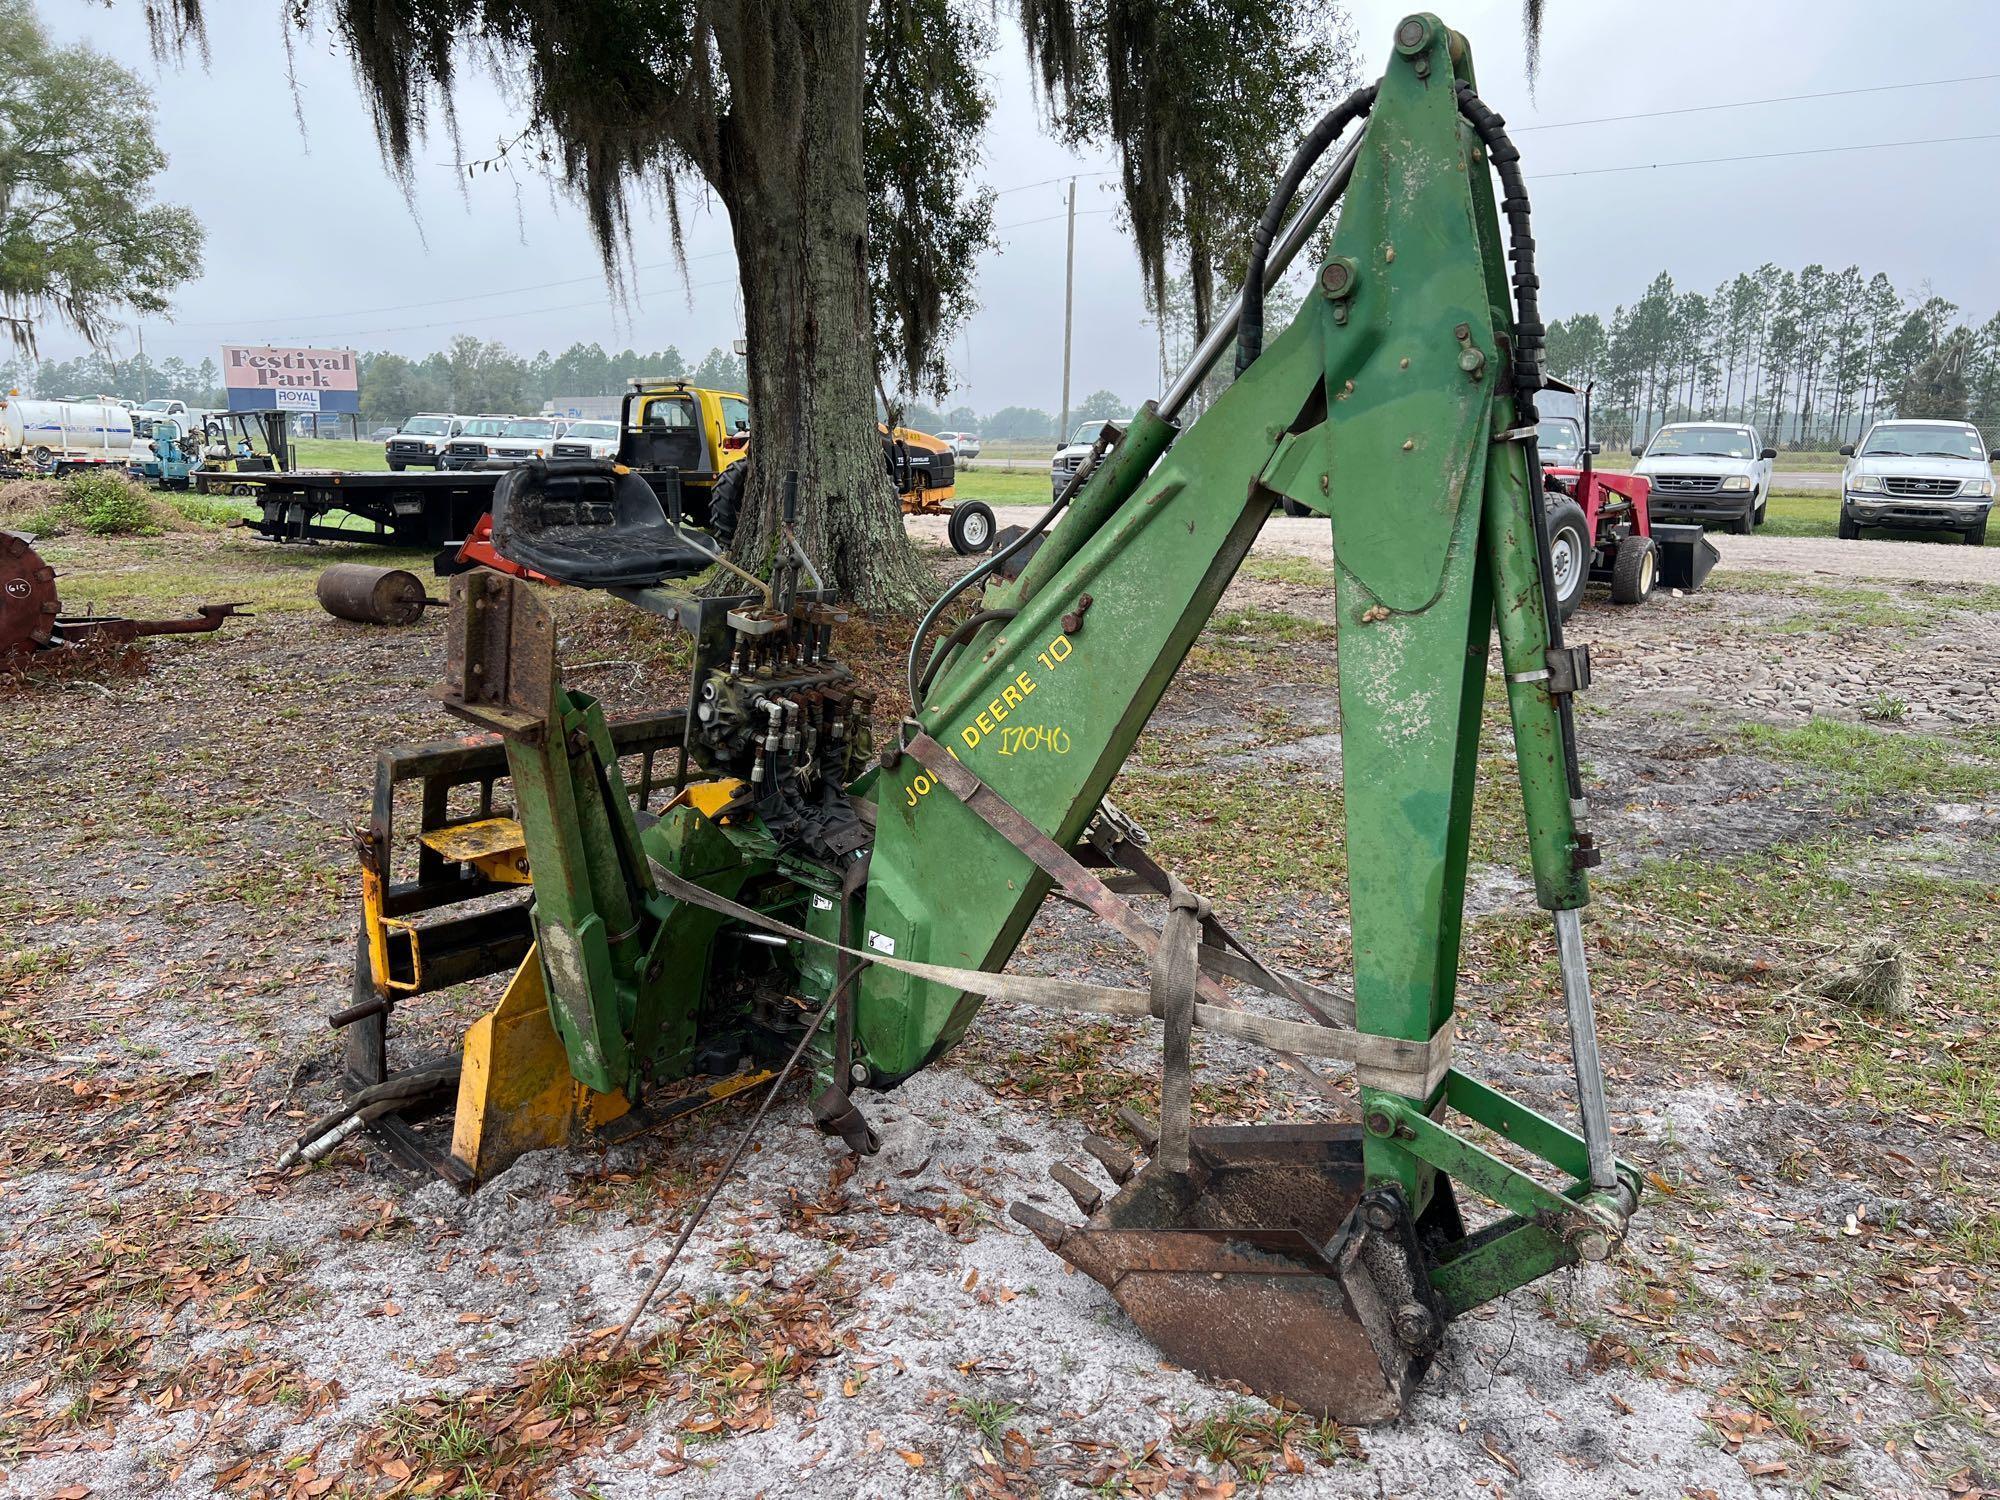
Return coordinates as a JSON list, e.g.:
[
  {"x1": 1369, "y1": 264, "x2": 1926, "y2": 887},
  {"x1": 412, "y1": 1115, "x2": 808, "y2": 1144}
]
[
  {"x1": 1012, "y1": 1122, "x2": 1449, "y2": 1423},
  {"x1": 1650, "y1": 522, "x2": 1719, "y2": 592}
]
